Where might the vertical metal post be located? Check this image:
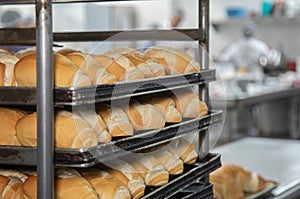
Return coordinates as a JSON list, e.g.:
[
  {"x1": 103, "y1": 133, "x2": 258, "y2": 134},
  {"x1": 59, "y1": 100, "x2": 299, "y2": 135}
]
[
  {"x1": 198, "y1": 0, "x2": 210, "y2": 157},
  {"x1": 36, "y1": 0, "x2": 54, "y2": 198}
]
